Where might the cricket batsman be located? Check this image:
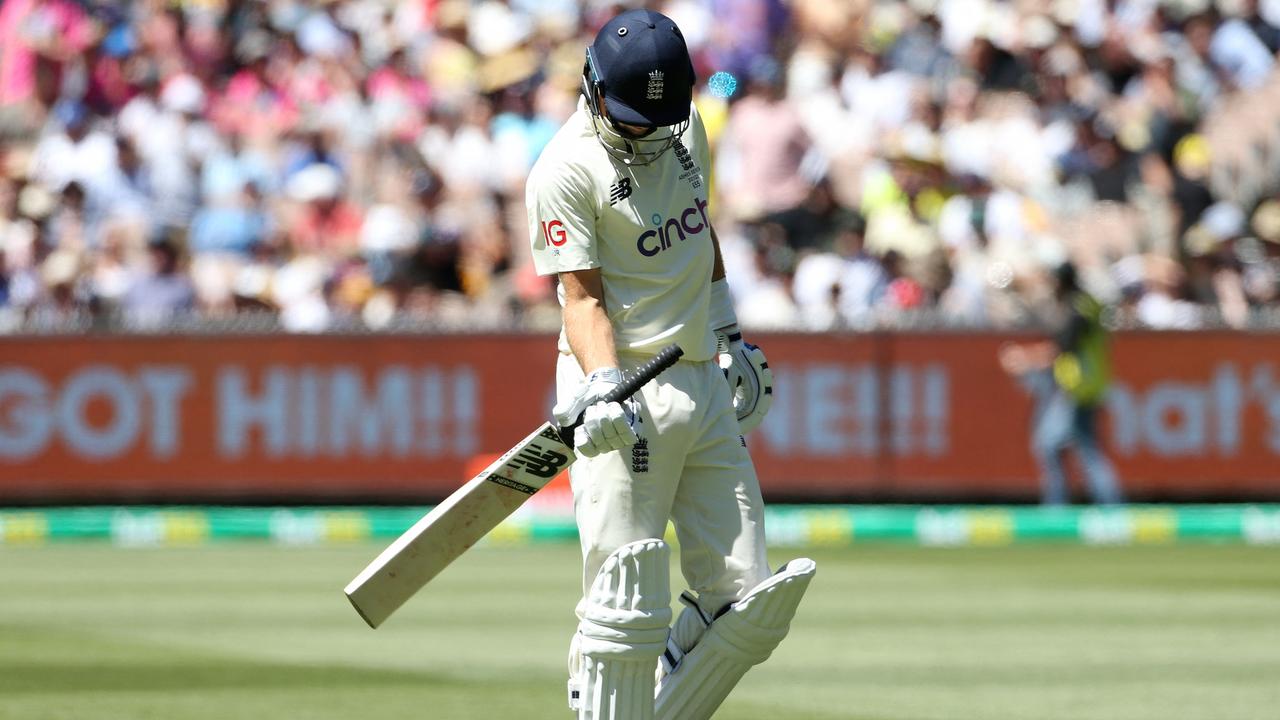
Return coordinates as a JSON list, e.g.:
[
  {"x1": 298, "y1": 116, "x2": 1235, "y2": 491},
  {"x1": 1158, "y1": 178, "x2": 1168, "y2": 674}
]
[{"x1": 526, "y1": 9, "x2": 817, "y2": 719}]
